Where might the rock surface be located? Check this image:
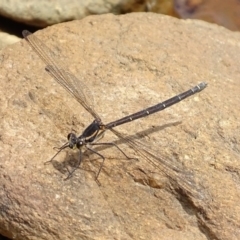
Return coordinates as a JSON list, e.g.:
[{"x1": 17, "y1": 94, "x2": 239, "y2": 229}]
[
  {"x1": 0, "y1": 32, "x2": 20, "y2": 50},
  {"x1": 0, "y1": 0, "x2": 122, "y2": 27},
  {"x1": 0, "y1": 13, "x2": 240, "y2": 240}
]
